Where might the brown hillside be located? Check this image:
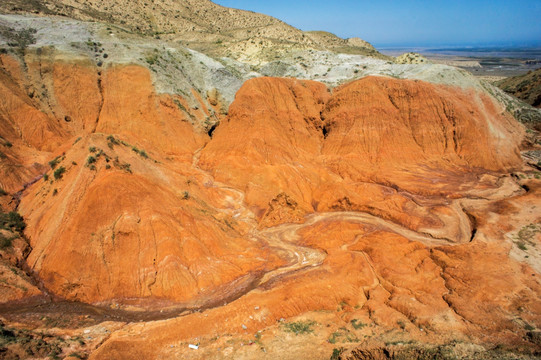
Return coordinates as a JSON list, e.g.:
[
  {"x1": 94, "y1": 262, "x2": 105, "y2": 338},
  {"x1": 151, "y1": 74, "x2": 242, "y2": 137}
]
[
  {"x1": 497, "y1": 67, "x2": 541, "y2": 108},
  {"x1": 0, "y1": 48, "x2": 539, "y2": 359},
  {"x1": 0, "y1": 0, "x2": 386, "y2": 62}
]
